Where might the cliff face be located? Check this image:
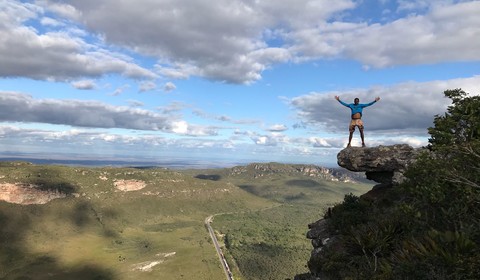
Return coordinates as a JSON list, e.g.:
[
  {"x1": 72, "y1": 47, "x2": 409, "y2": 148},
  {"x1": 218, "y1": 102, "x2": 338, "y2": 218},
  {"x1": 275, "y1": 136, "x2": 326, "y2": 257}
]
[
  {"x1": 295, "y1": 144, "x2": 421, "y2": 280},
  {"x1": 228, "y1": 162, "x2": 366, "y2": 183}
]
